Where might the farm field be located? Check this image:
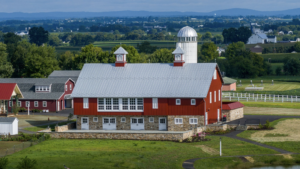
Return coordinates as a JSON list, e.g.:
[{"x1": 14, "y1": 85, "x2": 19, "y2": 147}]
[
  {"x1": 260, "y1": 53, "x2": 300, "y2": 62},
  {"x1": 246, "y1": 43, "x2": 295, "y2": 49},
  {"x1": 244, "y1": 107, "x2": 300, "y2": 115},
  {"x1": 5, "y1": 137, "x2": 277, "y2": 169}
]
